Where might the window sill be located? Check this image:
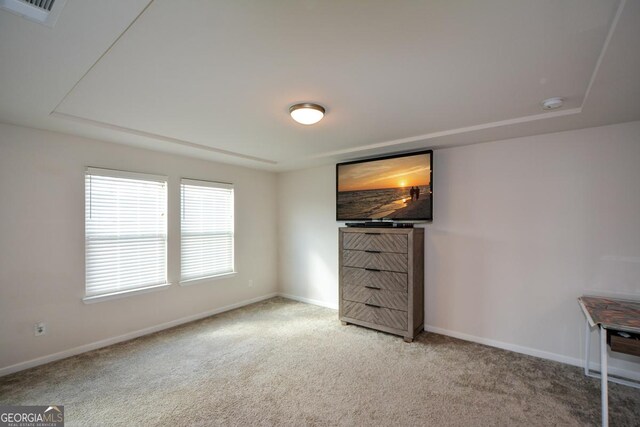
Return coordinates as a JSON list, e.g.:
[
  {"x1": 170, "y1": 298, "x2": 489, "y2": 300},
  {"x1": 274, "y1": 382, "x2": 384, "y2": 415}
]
[
  {"x1": 179, "y1": 272, "x2": 237, "y2": 287},
  {"x1": 83, "y1": 283, "x2": 171, "y2": 304}
]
